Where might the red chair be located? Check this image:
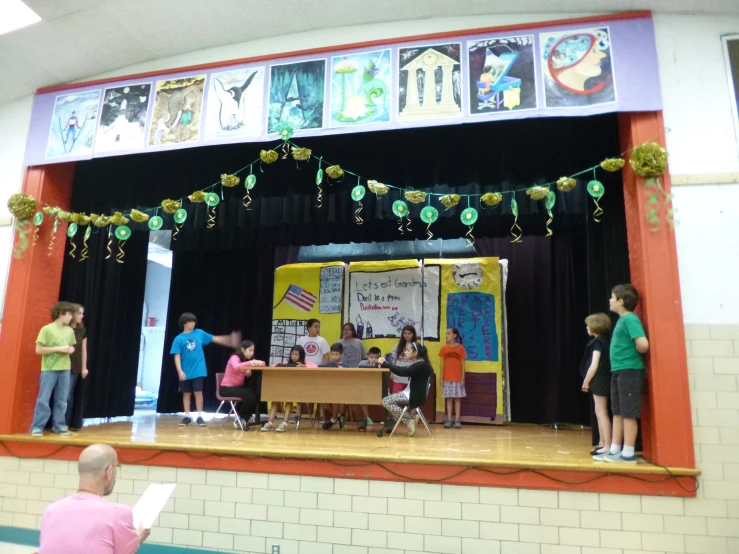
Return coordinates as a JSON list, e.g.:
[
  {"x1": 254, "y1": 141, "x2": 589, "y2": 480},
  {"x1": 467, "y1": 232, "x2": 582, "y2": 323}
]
[{"x1": 212, "y1": 373, "x2": 245, "y2": 430}]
